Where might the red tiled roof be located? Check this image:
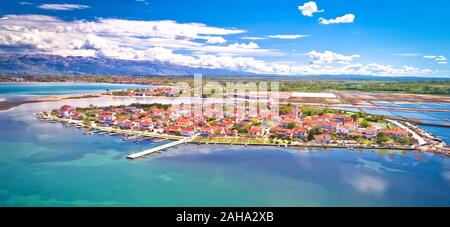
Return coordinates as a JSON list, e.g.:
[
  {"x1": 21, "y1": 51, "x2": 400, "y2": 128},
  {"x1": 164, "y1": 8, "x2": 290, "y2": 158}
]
[
  {"x1": 347, "y1": 132, "x2": 362, "y2": 137},
  {"x1": 249, "y1": 126, "x2": 262, "y2": 133},
  {"x1": 140, "y1": 118, "x2": 153, "y2": 124},
  {"x1": 382, "y1": 129, "x2": 408, "y2": 135},
  {"x1": 167, "y1": 126, "x2": 181, "y2": 132},
  {"x1": 175, "y1": 117, "x2": 190, "y2": 123},
  {"x1": 115, "y1": 118, "x2": 127, "y2": 123},
  {"x1": 294, "y1": 127, "x2": 307, "y2": 133},
  {"x1": 270, "y1": 126, "x2": 282, "y2": 132},
  {"x1": 182, "y1": 127, "x2": 195, "y2": 132}
]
